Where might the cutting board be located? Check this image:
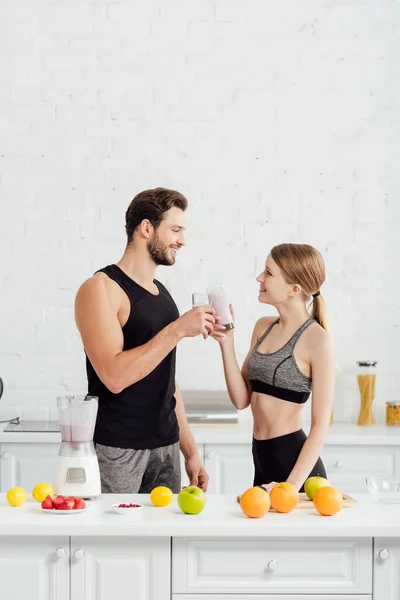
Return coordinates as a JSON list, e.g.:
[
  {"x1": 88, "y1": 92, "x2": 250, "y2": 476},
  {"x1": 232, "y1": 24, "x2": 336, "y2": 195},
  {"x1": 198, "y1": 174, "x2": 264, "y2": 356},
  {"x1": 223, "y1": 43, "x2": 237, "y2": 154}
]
[{"x1": 236, "y1": 492, "x2": 357, "y2": 509}]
